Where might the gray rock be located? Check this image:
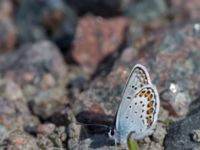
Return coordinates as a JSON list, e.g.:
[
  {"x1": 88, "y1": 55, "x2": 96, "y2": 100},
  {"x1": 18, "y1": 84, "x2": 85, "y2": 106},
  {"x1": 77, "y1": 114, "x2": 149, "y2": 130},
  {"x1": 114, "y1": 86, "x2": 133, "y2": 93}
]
[
  {"x1": 191, "y1": 130, "x2": 200, "y2": 143},
  {"x1": 8, "y1": 129, "x2": 39, "y2": 150},
  {"x1": 125, "y1": 0, "x2": 168, "y2": 22},
  {"x1": 164, "y1": 111, "x2": 200, "y2": 150},
  {"x1": 15, "y1": 0, "x2": 77, "y2": 49},
  {"x1": 30, "y1": 88, "x2": 66, "y2": 119},
  {"x1": 74, "y1": 134, "x2": 115, "y2": 150}
]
